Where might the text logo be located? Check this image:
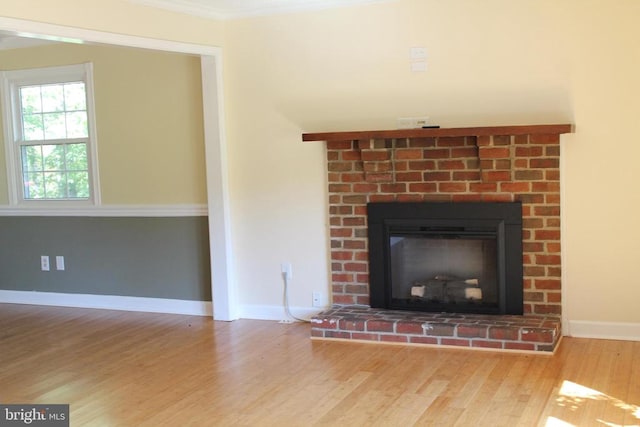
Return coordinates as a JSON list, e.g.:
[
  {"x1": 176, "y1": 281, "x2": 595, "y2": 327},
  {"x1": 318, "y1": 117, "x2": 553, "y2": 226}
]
[{"x1": 0, "y1": 405, "x2": 68, "y2": 427}]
